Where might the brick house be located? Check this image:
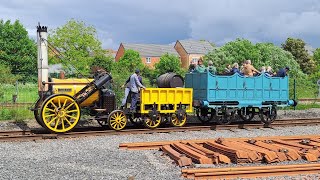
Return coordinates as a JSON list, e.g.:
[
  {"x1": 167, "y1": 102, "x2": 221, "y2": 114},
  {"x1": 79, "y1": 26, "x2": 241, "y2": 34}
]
[
  {"x1": 174, "y1": 40, "x2": 214, "y2": 69},
  {"x1": 115, "y1": 43, "x2": 179, "y2": 68}
]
